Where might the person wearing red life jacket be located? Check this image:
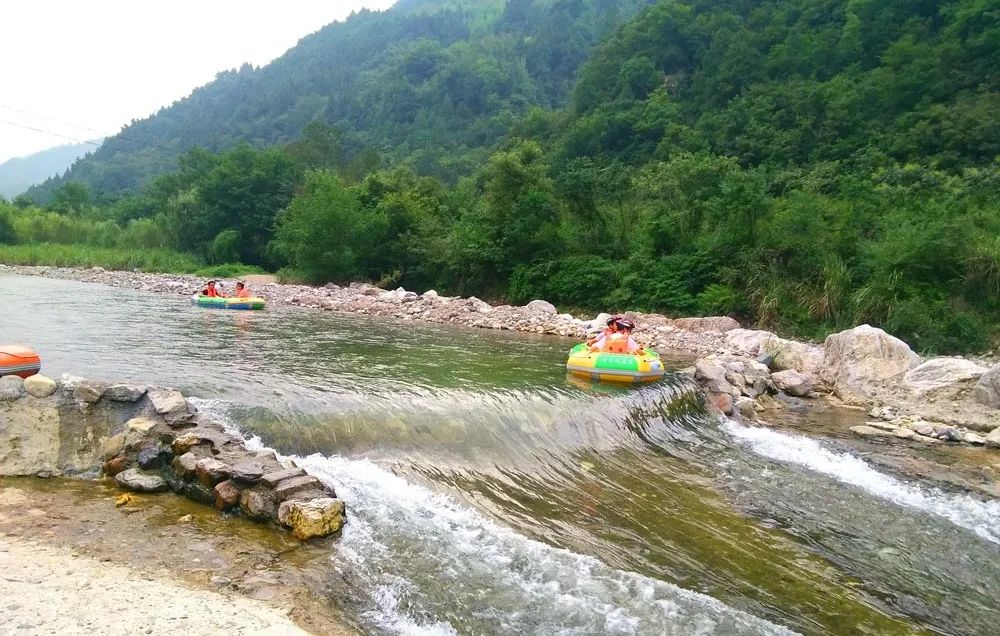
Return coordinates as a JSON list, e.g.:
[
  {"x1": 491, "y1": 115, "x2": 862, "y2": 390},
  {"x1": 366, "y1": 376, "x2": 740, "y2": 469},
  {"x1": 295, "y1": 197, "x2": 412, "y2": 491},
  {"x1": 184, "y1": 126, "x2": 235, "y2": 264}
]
[
  {"x1": 234, "y1": 282, "x2": 251, "y2": 298},
  {"x1": 587, "y1": 315, "x2": 622, "y2": 351},
  {"x1": 601, "y1": 318, "x2": 644, "y2": 354},
  {"x1": 200, "y1": 280, "x2": 226, "y2": 297}
]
